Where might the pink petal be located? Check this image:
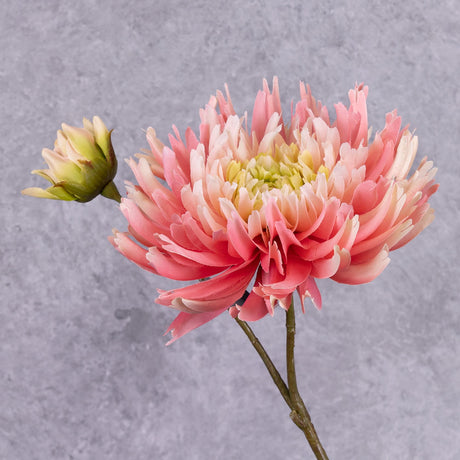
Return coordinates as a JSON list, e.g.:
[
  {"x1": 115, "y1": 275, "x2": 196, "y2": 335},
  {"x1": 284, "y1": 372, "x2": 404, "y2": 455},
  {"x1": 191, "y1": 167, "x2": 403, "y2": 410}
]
[
  {"x1": 165, "y1": 309, "x2": 227, "y2": 345},
  {"x1": 274, "y1": 220, "x2": 302, "y2": 257},
  {"x1": 157, "y1": 258, "x2": 259, "y2": 310},
  {"x1": 268, "y1": 257, "x2": 311, "y2": 290},
  {"x1": 181, "y1": 212, "x2": 227, "y2": 252},
  {"x1": 252, "y1": 90, "x2": 268, "y2": 142},
  {"x1": 355, "y1": 184, "x2": 396, "y2": 243},
  {"x1": 139, "y1": 130, "x2": 165, "y2": 179},
  {"x1": 216, "y1": 84, "x2": 236, "y2": 119},
  {"x1": 110, "y1": 231, "x2": 155, "y2": 273},
  {"x1": 128, "y1": 157, "x2": 169, "y2": 200},
  {"x1": 260, "y1": 240, "x2": 284, "y2": 275},
  {"x1": 297, "y1": 277, "x2": 322, "y2": 312},
  {"x1": 251, "y1": 78, "x2": 283, "y2": 142},
  {"x1": 236, "y1": 291, "x2": 269, "y2": 321},
  {"x1": 158, "y1": 234, "x2": 241, "y2": 267},
  {"x1": 347, "y1": 84, "x2": 369, "y2": 148},
  {"x1": 120, "y1": 198, "x2": 162, "y2": 247},
  {"x1": 352, "y1": 179, "x2": 383, "y2": 214},
  {"x1": 366, "y1": 139, "x2": 395, "y2": 182},
  {"x1": 147, "y1": 247, "x2": 222, "y2": 280},
  {"x1": 297, "y1": 215, "x2": 354, "y2": 261},
  {"x1": 162, "y1": 147, "x2": 189, "y2": 196},
  {"x1": 185, "y1": 127, "x2": 199, "y2": 153},
  {"x1": 168, "y1": 125, "x2": 191, "y2": 178},
  {"x1": 227, "y1": 212, "x2": 258, "y2": 260},
  {"x1": 310, "y1": 198, "x2": 340, "y2": 240},
  {"x1": 298, "y1": 82, "x2": 330, "y2": 124}
]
